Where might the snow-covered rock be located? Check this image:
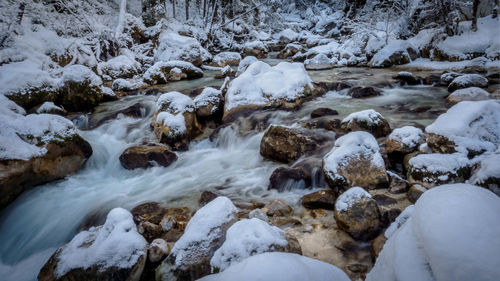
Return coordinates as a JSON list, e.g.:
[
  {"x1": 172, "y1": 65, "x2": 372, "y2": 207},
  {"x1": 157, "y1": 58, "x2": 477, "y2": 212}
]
[
  {"x1": 215, "y1": 65, "x2": 236, "y2": 79},
  {"x1": 35, "y1": 101, "x2": 65, "y2": 115},
  {"x1": 425, "y1": 100, "x2": 500, "y2": 155},
  {"x1": 98, "y1": 55, "x2": 141, "y2": 79},
  {"x1": 278, "y1": 28, "x2": 299, "y2": 44},
  {"x1": 112, "y1": 78, "x2": 141, "y2": 91},
  {"x1": 143, "y1": 60, "x2": 203, "y2": 85},
  {"x1": 211, "y1": 52, "x2": 241, "y2": 67},
  {"x1": 341, "y1": 109, "x2": 391, "y2": 138},
  {"x1": 440, "y1": 72, "x2": 462, "y2": 86},
  {"x1": 385, "y1": 126, "x2": 426, "y2": 155},
  {"x1": 370, "y1": 40, "x2": 418, "y2": 67},
  {"x1": 38, "y1": 208, "x2": 147, "y2": 281},
  {"x1": 156, "y1": 197, "x2": 238, "y2": 281},
  {"x1": 334, "y1": 187, "x2": 381, "y2": 240},
  {"x1": 323, "y1": 131, "x2": 388, "y2": 190},
  {"x1": 446, "y1": 87, "x2": 491, "y2": 104},
  {"x1": 224, "y1": 61, "x2": 314, "y2": 121},
  {"x1": 447, "y1": 74, "x2": 488, "y2": 92},
  {"x1": 242, "y1": 41, "x2": 268, "y2": 58},
  {"x1": 367, "y1": 183, "x2": 500, "y2": 281},
  {"x1": 278, "y1": 43, "x2": 304, "y2": 59},
  {"x1": 152, "y1": 92, "x2": 202, "y2": 150},
  {"x1": 469, "y1": 153, "x2": 500, "y2": 196},
  {"x1": 210, "y1": 218, "x2": 300, "y2": 271},
  {"x1": 200, "y1": 252, "x2": 351, "y2": 281},
  {"x1": 194, "y1": 87, "x2": 223, "y2": 119},
  {"x1": 236, "y1": 56, "x2": 258, "y2": 73},
  {"x1": 119, "y1": 144, "x2": 177, "y2": 170},
  {"x1": 407, "y1": 153, "x2": 471, "y2": 188},
  {"x1": 304, "y1": 53, "x2": 335, "y2": 70},
  {"x1": 154, "y1": 32, "x2": 210, "y2": 66}
]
